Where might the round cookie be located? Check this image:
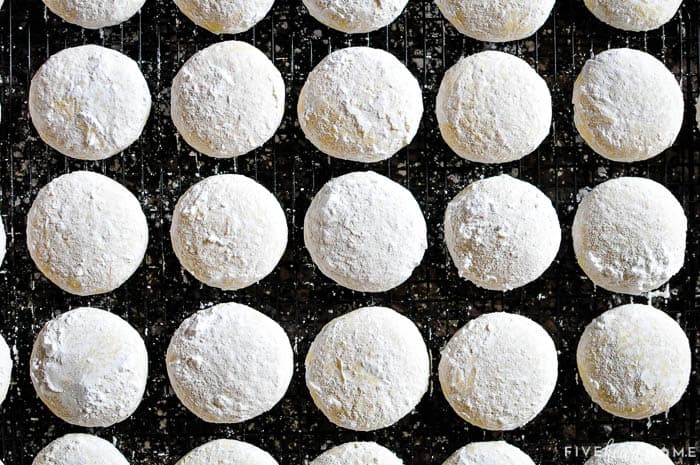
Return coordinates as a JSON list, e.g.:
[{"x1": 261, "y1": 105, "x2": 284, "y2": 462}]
[
  {"x1": 43, "y1": 0, "x2": 145, "y2": 28},
  {"x1": 583, "y1": 0, "x2": 682, "y2": 31},
  {"x1": 577, "y1": 304, "x2": 690, "y2": 419},
  {"x1": 439, "y1": 312, "x2": 558, "y2": 430},
  {"x1": 170, "y1": 174, "x2": 287, "y2": 290},
  {"x1": 303, "y1": 0, "x2": 408, "y2": 33},
  {"x1": 304, "y1": 171, "x2": 427, "y2": 292},
  {"x1": 572, "y1": 177, "x2": 686, "y2": 295},
  {"x1": 29, "y1": 45, "x2": 151, "y2": 160},
  {"x1": 33, "y1": 434, "x2": 129, "y2": 465},
  {"x1": 435, "y1": 0, "x2": 554, "y2": 42},
  {"x1": 442, "y1": 442, "x2": 536, "y2": 465},
  {"x1": 311, "y1": 442, "x2": 404, "y2": 465},
  {"x1": 298, "y1": 47, "x2": 423, "y2": 163},
  {"x1": 437, "y1": 51, "x2": 551, "y2": 163},
  {"x1": 305, "y1": 307, "x2": 429, "y2": 431},
  {"x1": 26, "y1": 171, "x2": 148, "y2": 296},
  {"x1": 444, "y1": 175, "x2": 561, "y2": 291},
  {"x1": 573, "y1": 48, "x2": 683, "y2": 162},
  {"x1": 177, "y1": 440, "x2": 278, "y2": 465},
  {"x1": 584, "y1": 442, "x2": 673, "y2": 465},
  {"x1": 171, "y1": 41, "x2": 285, "y2": 158},
  {"x1": 30, "y1": 307, "x2": 148, "y2": 427},
  {"x1": 174, "y1": 0, "x2": 274, "y2": 34},
  {"x1": 166, "y1": 303, "x2": 293, "y2": 423},
  {"x1": 0, "y1": 334, "x2": 11, "y2": 406}
]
